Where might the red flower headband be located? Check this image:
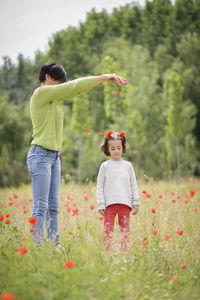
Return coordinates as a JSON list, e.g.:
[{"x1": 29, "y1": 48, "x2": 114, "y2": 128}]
[
  {"x1": 105, "y1": 130, "x2": 113, "y2": 139},
  {"x1": 105, "y1": 130, "x2": 126, "y2": 139}
]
